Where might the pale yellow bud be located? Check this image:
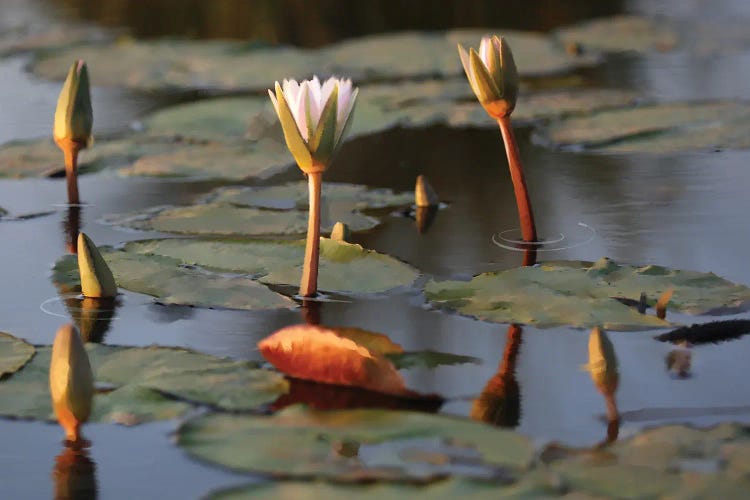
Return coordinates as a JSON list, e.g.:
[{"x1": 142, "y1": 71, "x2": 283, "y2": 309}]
[
  {"x1": 54, "y1": 60, "x2": 93, "y2": 147},
  {"x1": 77, "y1": 233, "x2": 117, "y2": 298}
]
